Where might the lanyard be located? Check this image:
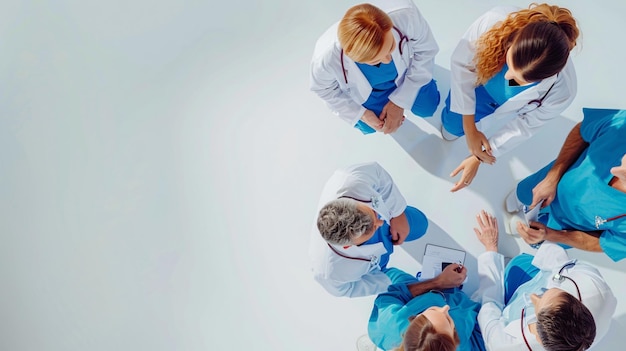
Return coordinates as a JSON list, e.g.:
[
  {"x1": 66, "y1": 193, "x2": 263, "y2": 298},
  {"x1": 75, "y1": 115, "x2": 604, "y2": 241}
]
[
  {"x1": 517, "y1": 79, "x2": 556, "y2": 115},
  {"x1": 327, "y1": 243, "x2": 372, "y2": 262},
  {"x1": 529, "y1": 79, "x2": 556, "y2": 107}
]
